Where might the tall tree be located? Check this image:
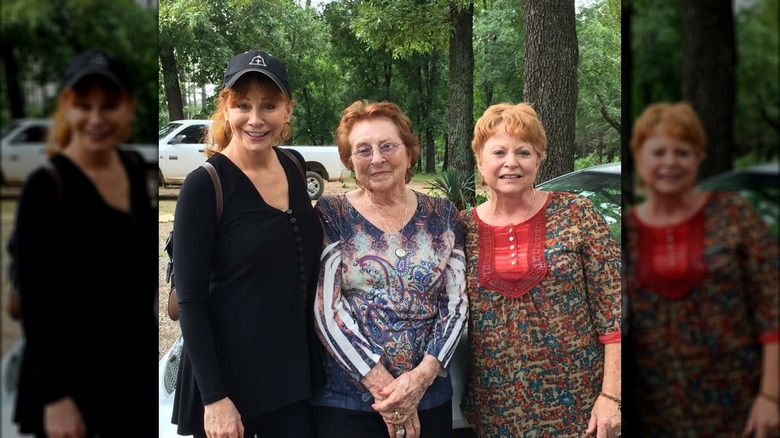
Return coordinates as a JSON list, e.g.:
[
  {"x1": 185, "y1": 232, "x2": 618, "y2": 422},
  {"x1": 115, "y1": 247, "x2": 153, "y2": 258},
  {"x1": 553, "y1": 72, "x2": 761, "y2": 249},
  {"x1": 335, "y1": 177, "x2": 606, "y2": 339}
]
[
  {"x1": 576, "y1": 1, "x2": 621, "y2": 163},
  {"x1": 447, "y1": 0, "x2": 476, "y2": 208},
  {"x1": 734, "y1": 0, "x2": 779, "y2": 161},
  {"x1": 682, "y1": 0, "x2": 736, "y2": 179},
  {"x1": 473, "y1": 0, "x2": 525, "y2": 110},
  {"x1": 523, "y1": 0, "x2": 579, "y2": 182},
  {"x1": 159, "y1": 45, "x2": 185, "y2": 122}
]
